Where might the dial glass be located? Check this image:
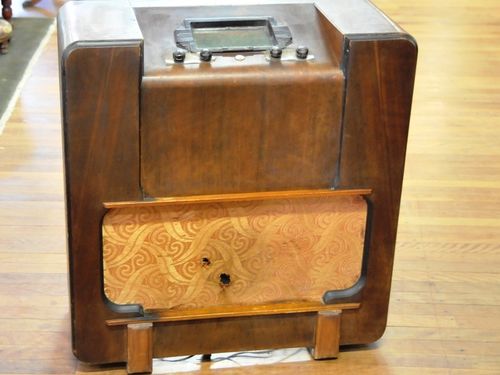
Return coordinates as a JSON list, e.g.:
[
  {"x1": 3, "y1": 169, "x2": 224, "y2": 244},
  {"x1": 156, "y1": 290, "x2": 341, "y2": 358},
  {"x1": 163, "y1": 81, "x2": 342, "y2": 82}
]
[{"x1": 190, "y1": 19, "x2": 276, "y2": 51}]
